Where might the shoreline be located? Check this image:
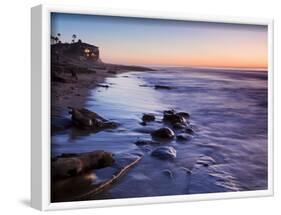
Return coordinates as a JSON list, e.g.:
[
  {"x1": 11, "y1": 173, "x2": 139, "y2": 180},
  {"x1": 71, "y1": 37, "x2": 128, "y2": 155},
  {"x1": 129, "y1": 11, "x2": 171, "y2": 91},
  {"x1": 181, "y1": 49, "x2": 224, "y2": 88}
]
[{"x1": 51, "y1": 63, "x2": 152, "y2": 120}]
